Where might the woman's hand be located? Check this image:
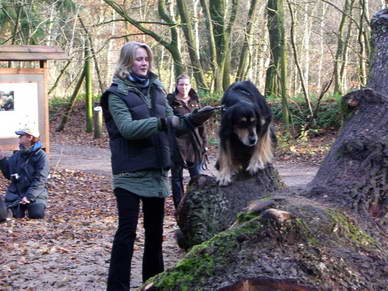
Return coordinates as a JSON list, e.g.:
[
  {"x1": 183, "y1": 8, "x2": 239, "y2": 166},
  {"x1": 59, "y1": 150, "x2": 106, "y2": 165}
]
[
  {"x1": 20, "y1": 197, "x2": 30, "y2": 204},
  {"x1": 0, "y1": 150, "x2": 5, "y2": 160},
  {"x1": 187, "y1": 106, "x2": 215, "y2": 126}
]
